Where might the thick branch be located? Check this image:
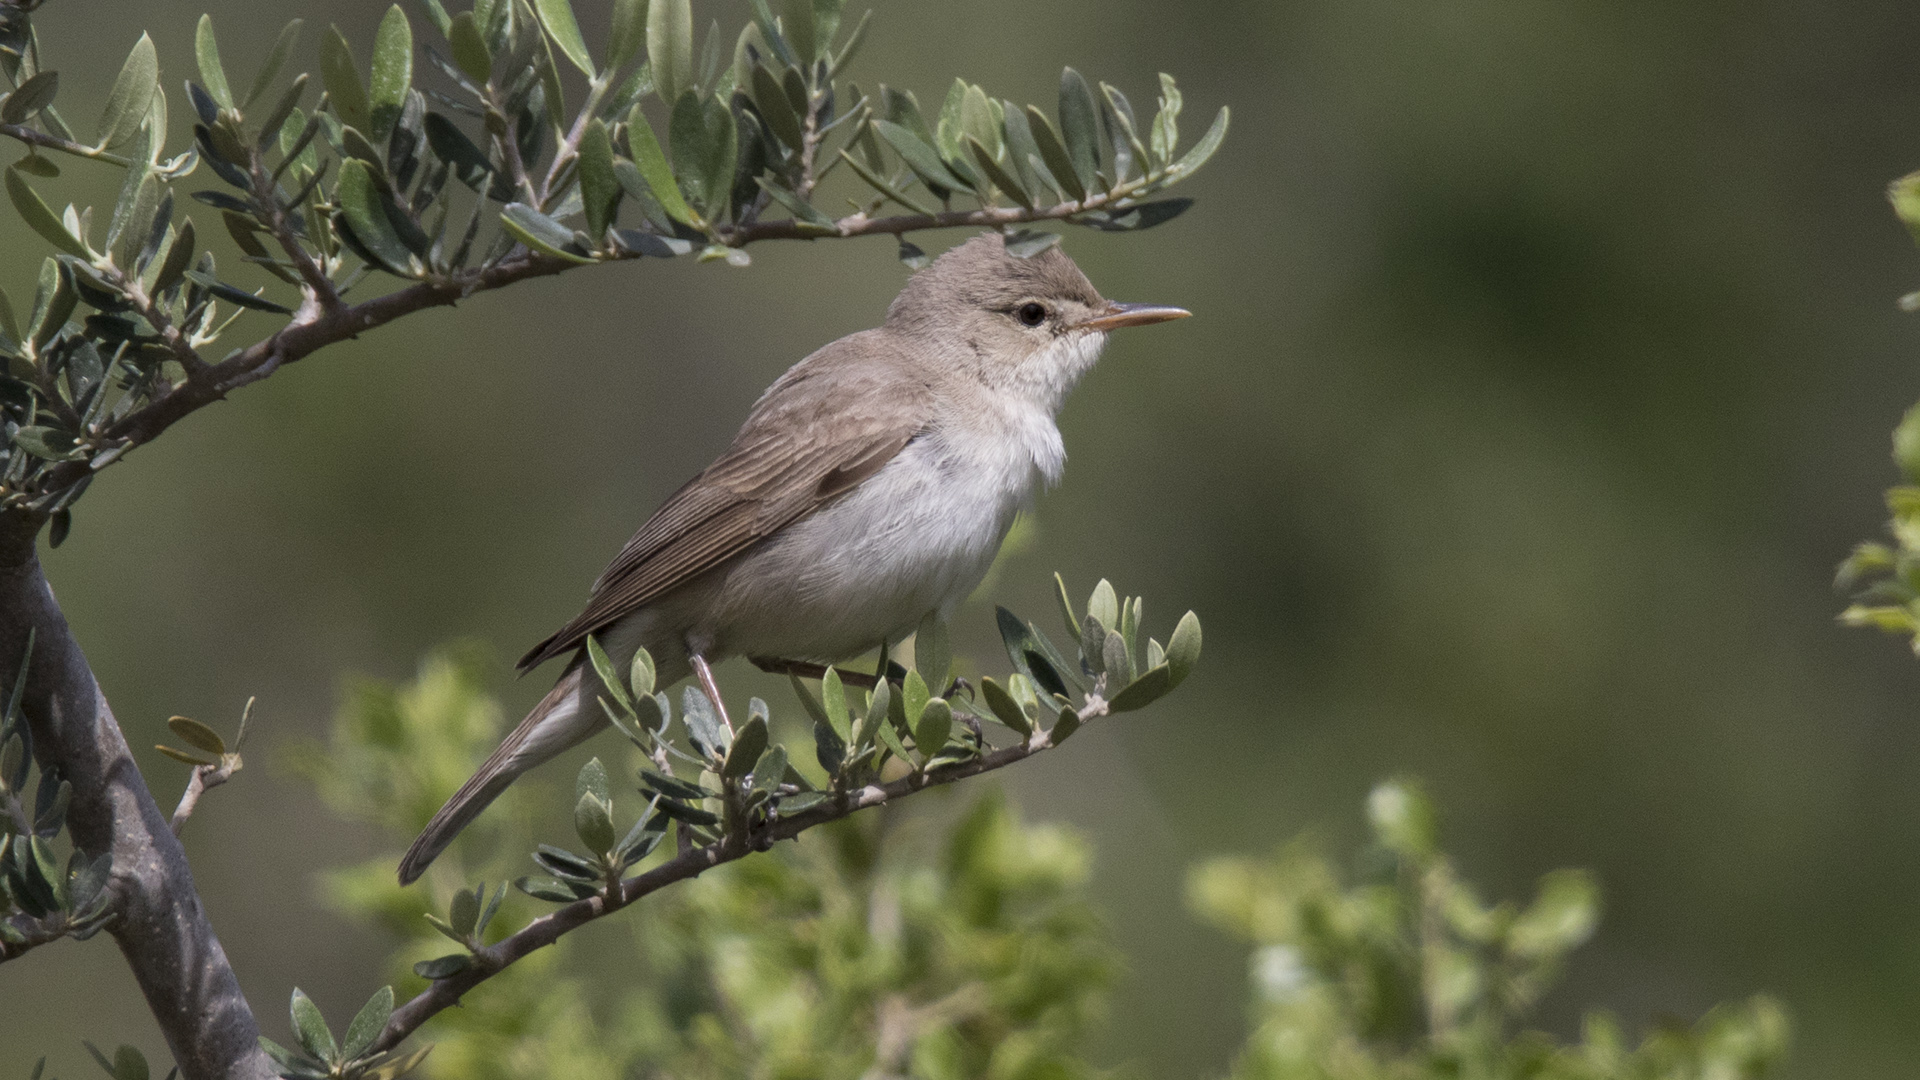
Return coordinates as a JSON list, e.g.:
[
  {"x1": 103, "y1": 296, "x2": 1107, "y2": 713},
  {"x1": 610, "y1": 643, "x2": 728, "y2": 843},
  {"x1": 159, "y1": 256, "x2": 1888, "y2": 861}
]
[
  {"x1": 372, "y1": 695, "x2": 1108, "y2": 1051},
  {"x1": 0, "y1": 514, "x2": 271, "y2": 1080}
]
